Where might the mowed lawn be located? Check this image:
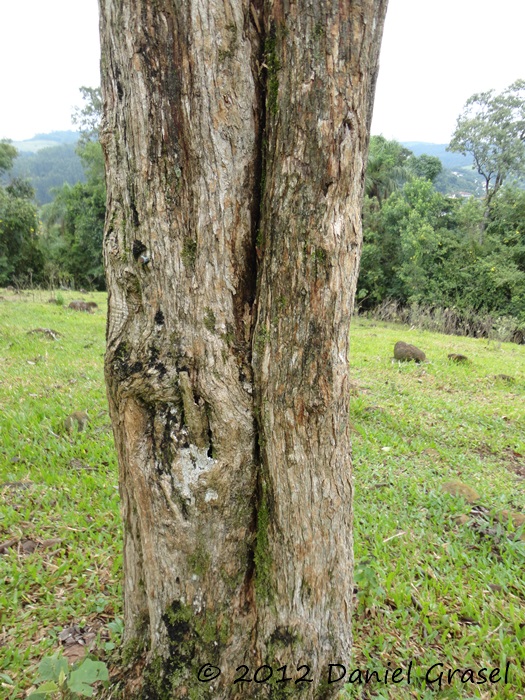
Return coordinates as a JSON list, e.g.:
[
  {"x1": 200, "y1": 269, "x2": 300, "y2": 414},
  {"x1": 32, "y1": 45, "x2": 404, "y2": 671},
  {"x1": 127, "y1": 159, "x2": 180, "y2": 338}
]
[
  {"x1": 0, "y1": 290, "x2": 121, "y2": 698},
  {"x1": 0, "y1": 293, "x2": 524, "y2": 698},
  {"x1": 349, "y1": 317, "x2": 525, "y2": 699}
]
